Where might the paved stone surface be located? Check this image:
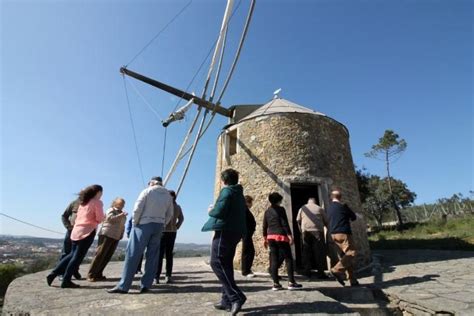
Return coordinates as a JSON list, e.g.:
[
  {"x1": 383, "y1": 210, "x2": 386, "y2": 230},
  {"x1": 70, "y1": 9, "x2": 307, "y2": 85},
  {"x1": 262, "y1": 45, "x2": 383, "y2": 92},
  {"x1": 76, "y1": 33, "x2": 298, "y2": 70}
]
[
  {"x1": 3, "y1": 257, "x2": 359, "y2": 316},
  {"x1": 5, "y1": 250, "x2": 474, "y2": 315},
  {"x1": 367, "y1": 250, "x2": 474, "y2": 316}
]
